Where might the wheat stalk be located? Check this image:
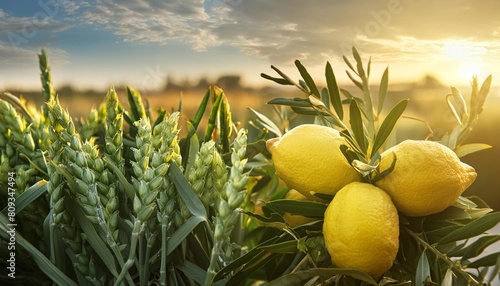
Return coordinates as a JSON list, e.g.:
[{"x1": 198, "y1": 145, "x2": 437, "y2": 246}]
[
  {"x1": 46, "y1": 99, "x2": 101, "y2": 283},
  {"x1": 205, "y1": 128, "x2": 249, "y2": 286}
]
